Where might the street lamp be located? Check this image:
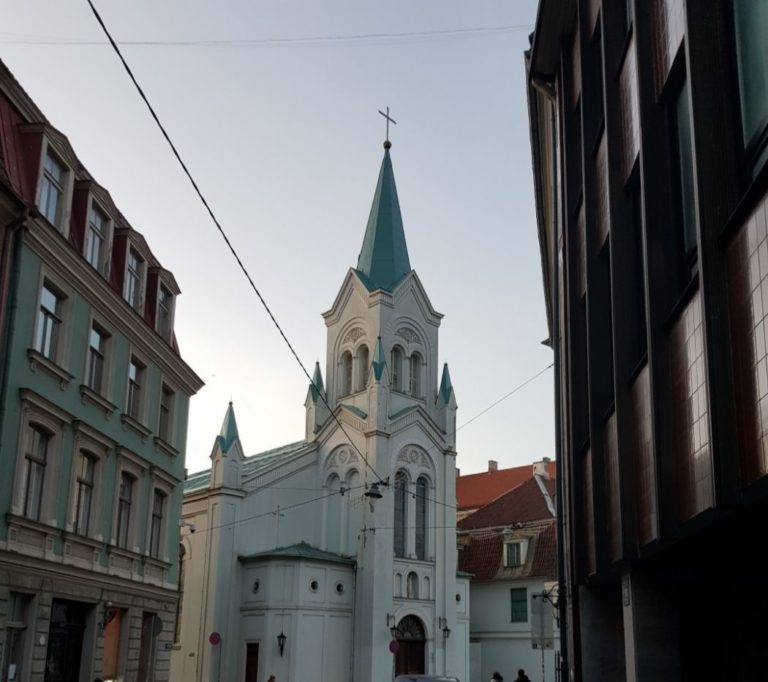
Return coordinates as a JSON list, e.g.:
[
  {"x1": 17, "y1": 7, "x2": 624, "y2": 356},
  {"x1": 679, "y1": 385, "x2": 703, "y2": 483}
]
[{"x1": 277, "y1": 631, "x2": 286, "y2": 656}]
